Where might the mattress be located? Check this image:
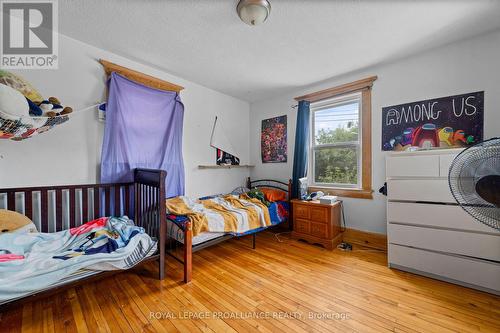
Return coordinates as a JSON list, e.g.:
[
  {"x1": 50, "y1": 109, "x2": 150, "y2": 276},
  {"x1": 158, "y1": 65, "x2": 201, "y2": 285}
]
[
  {"x1": 166, "y1": 200, "x2": 290, "y2": 245},
  {"x1": 166, "y1": 218, "x2": 226, "y2": 245}
]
